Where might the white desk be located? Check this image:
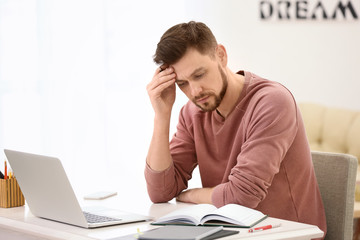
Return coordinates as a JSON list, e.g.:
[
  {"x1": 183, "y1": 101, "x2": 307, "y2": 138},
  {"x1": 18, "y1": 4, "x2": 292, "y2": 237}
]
[{"x1": 0, "y1": 193, "x2": 323, "y2": 240}]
